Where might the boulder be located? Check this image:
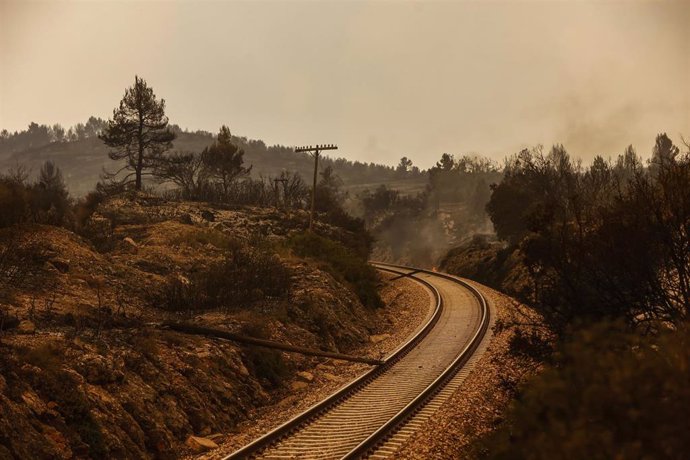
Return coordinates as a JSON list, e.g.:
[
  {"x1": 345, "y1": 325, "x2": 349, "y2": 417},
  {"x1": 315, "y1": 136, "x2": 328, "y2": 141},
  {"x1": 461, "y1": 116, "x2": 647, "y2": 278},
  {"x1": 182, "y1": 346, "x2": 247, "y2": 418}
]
[
  {"x1": 369, "y1": 333, "x2": 391, "y2": 344},
  {"x1": 238, "y1": 362, "x2": 250, "y2": 377},
  {"x1": 291, "y1": 381, "x2": 308, "y2": 391},
  {"x1": 17, "y1": 320, "x2": 36, "y2": 335},
  {"x1": 75, "y1": 354, "x2": 124, "y2": 385},
  {"x1": 296, "y1": 371, "x2": 314, "y2": 382},
  {"x1": 323, "y1": 372, "x2": 339, "y2": 382},
  {"x1": 123, "y1": 237, "x2": 138, "y2": 248},
  {"x1": 21, "y1": 391, "x2": 48, "y2": 416},
  {"x1": 185, "y1": 435, "x2": 219, "y2": 452}
]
